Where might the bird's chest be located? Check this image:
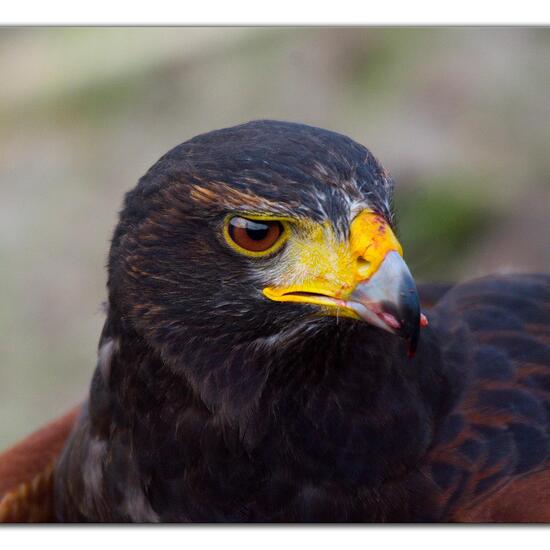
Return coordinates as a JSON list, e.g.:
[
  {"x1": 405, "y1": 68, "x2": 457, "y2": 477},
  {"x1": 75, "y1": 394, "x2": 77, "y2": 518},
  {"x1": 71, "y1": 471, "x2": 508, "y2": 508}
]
[
  {"x1": 136, "y1": 410, "x2": 431, "y2": 522},
  {"x1": 107, "y1": 357, "x2": 436, "y2": 522}
]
